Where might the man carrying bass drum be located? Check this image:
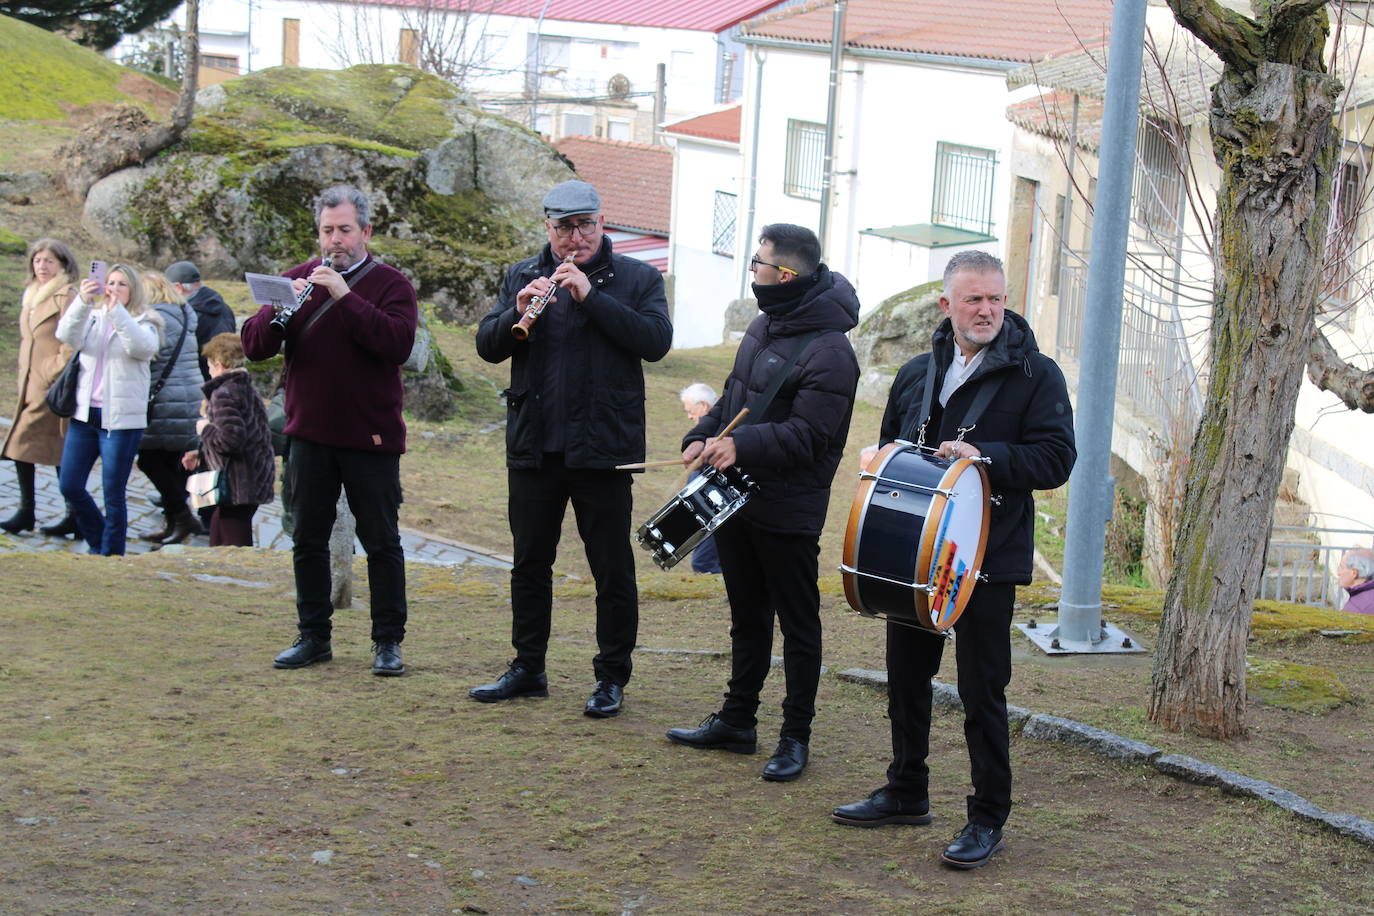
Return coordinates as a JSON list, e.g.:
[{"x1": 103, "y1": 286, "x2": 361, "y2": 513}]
[
  {"x1": 665, "y1": 223, "x2": 859, "y2": 784},
  {"x1": 831, "y1": 251, "x2": 1075, "y2": 870}
]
